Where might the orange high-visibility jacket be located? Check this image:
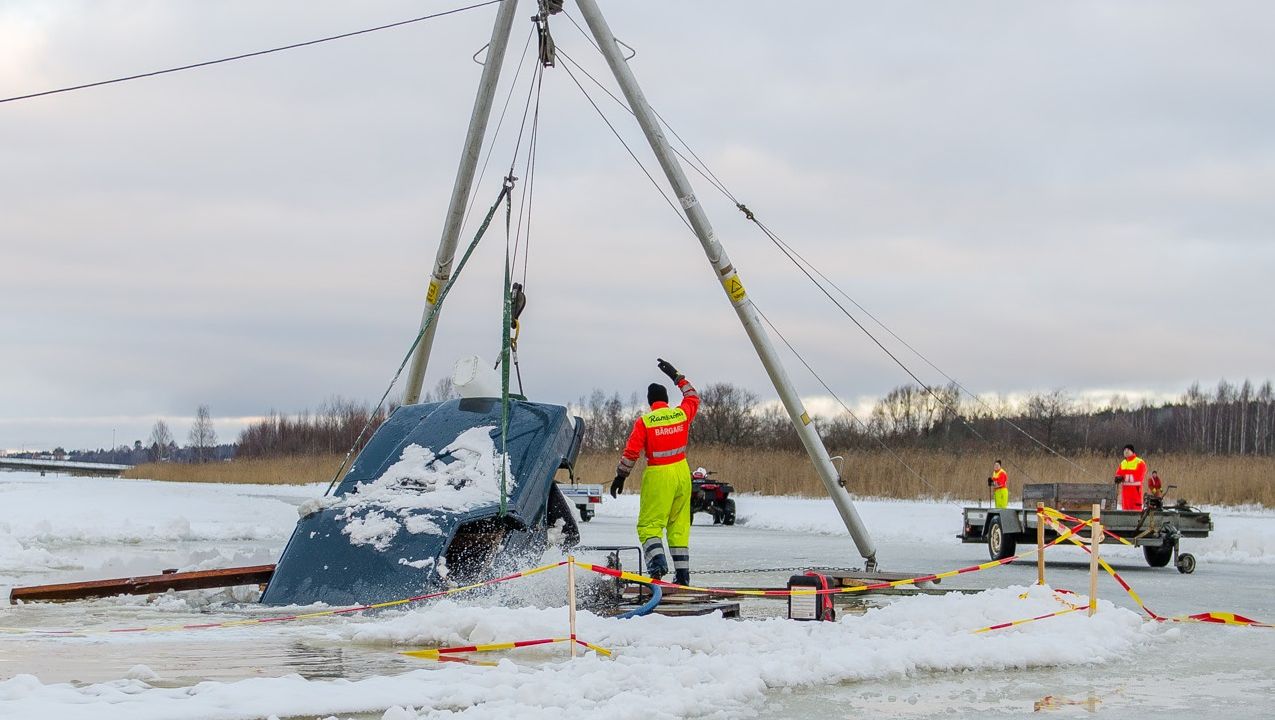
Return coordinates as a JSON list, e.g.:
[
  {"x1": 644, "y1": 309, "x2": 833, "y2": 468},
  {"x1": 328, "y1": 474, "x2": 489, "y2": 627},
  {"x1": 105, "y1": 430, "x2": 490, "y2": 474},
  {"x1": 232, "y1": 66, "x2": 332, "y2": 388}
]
[
  {"x1": 1148, "y1": 472, "x2": 1163, "y2": 496},
  {"x1": 991, "y1": 468, "x2": 1008, "y2": 490},
  {"x1": 616, "y1": 377, "x2": 699, "y2": 478},
  {"x1": 1116, "y1": 455, "x2": 1147, "y2": 486}
]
